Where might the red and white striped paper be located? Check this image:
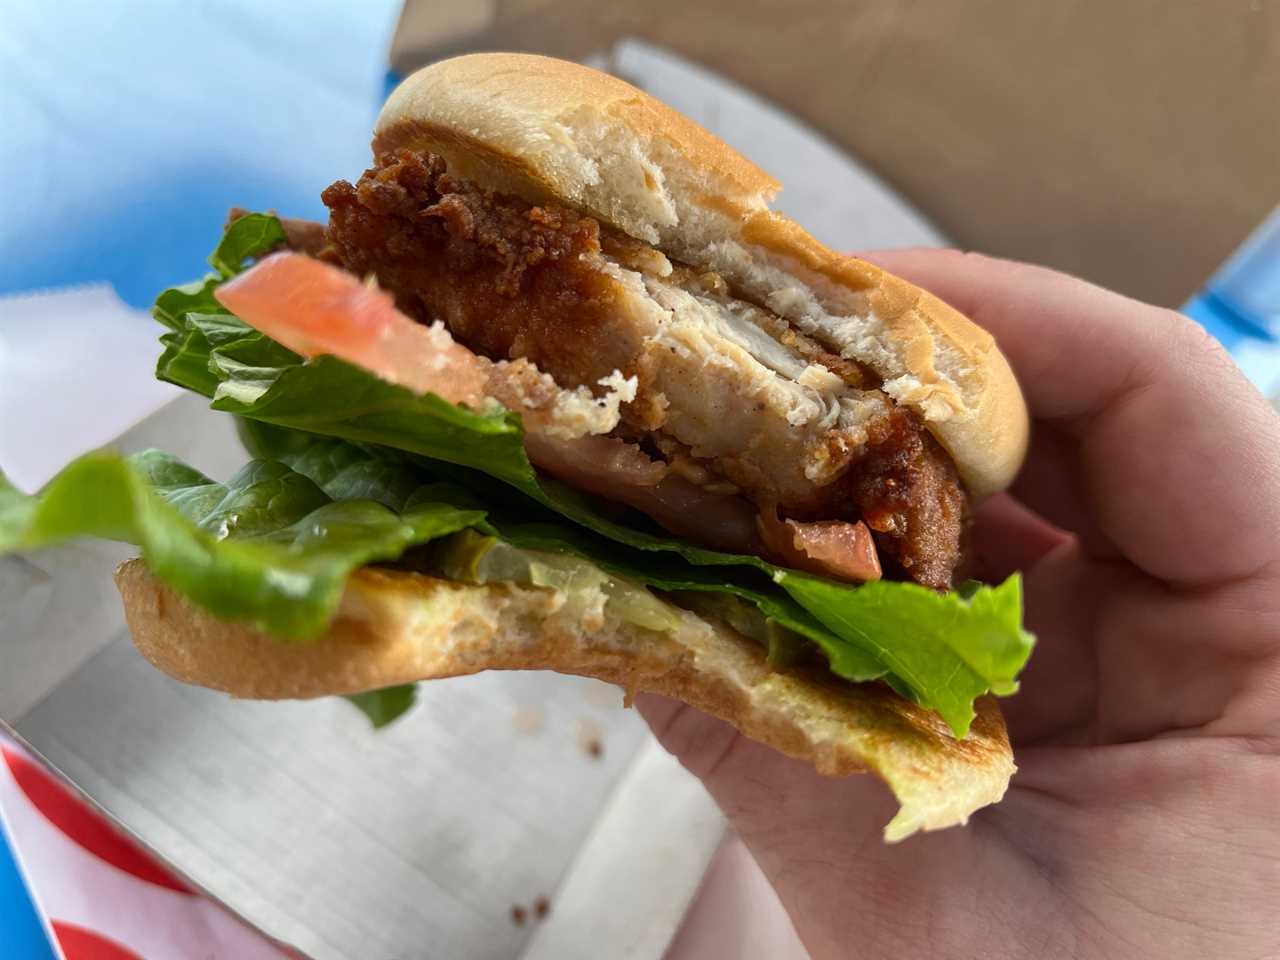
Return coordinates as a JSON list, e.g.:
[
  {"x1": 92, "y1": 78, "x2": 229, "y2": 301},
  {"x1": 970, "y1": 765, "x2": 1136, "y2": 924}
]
[{"x1": 0, "y1": 730, "x2": 290, "y2": 959}]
